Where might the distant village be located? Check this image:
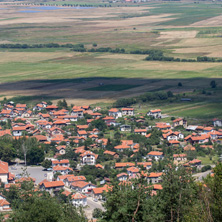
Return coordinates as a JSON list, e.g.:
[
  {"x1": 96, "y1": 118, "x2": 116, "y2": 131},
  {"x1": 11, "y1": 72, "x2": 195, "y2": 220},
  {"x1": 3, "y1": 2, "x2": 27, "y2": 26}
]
[{"x1": 0, "y1": 100, "x2": 221, "y2": 218}]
